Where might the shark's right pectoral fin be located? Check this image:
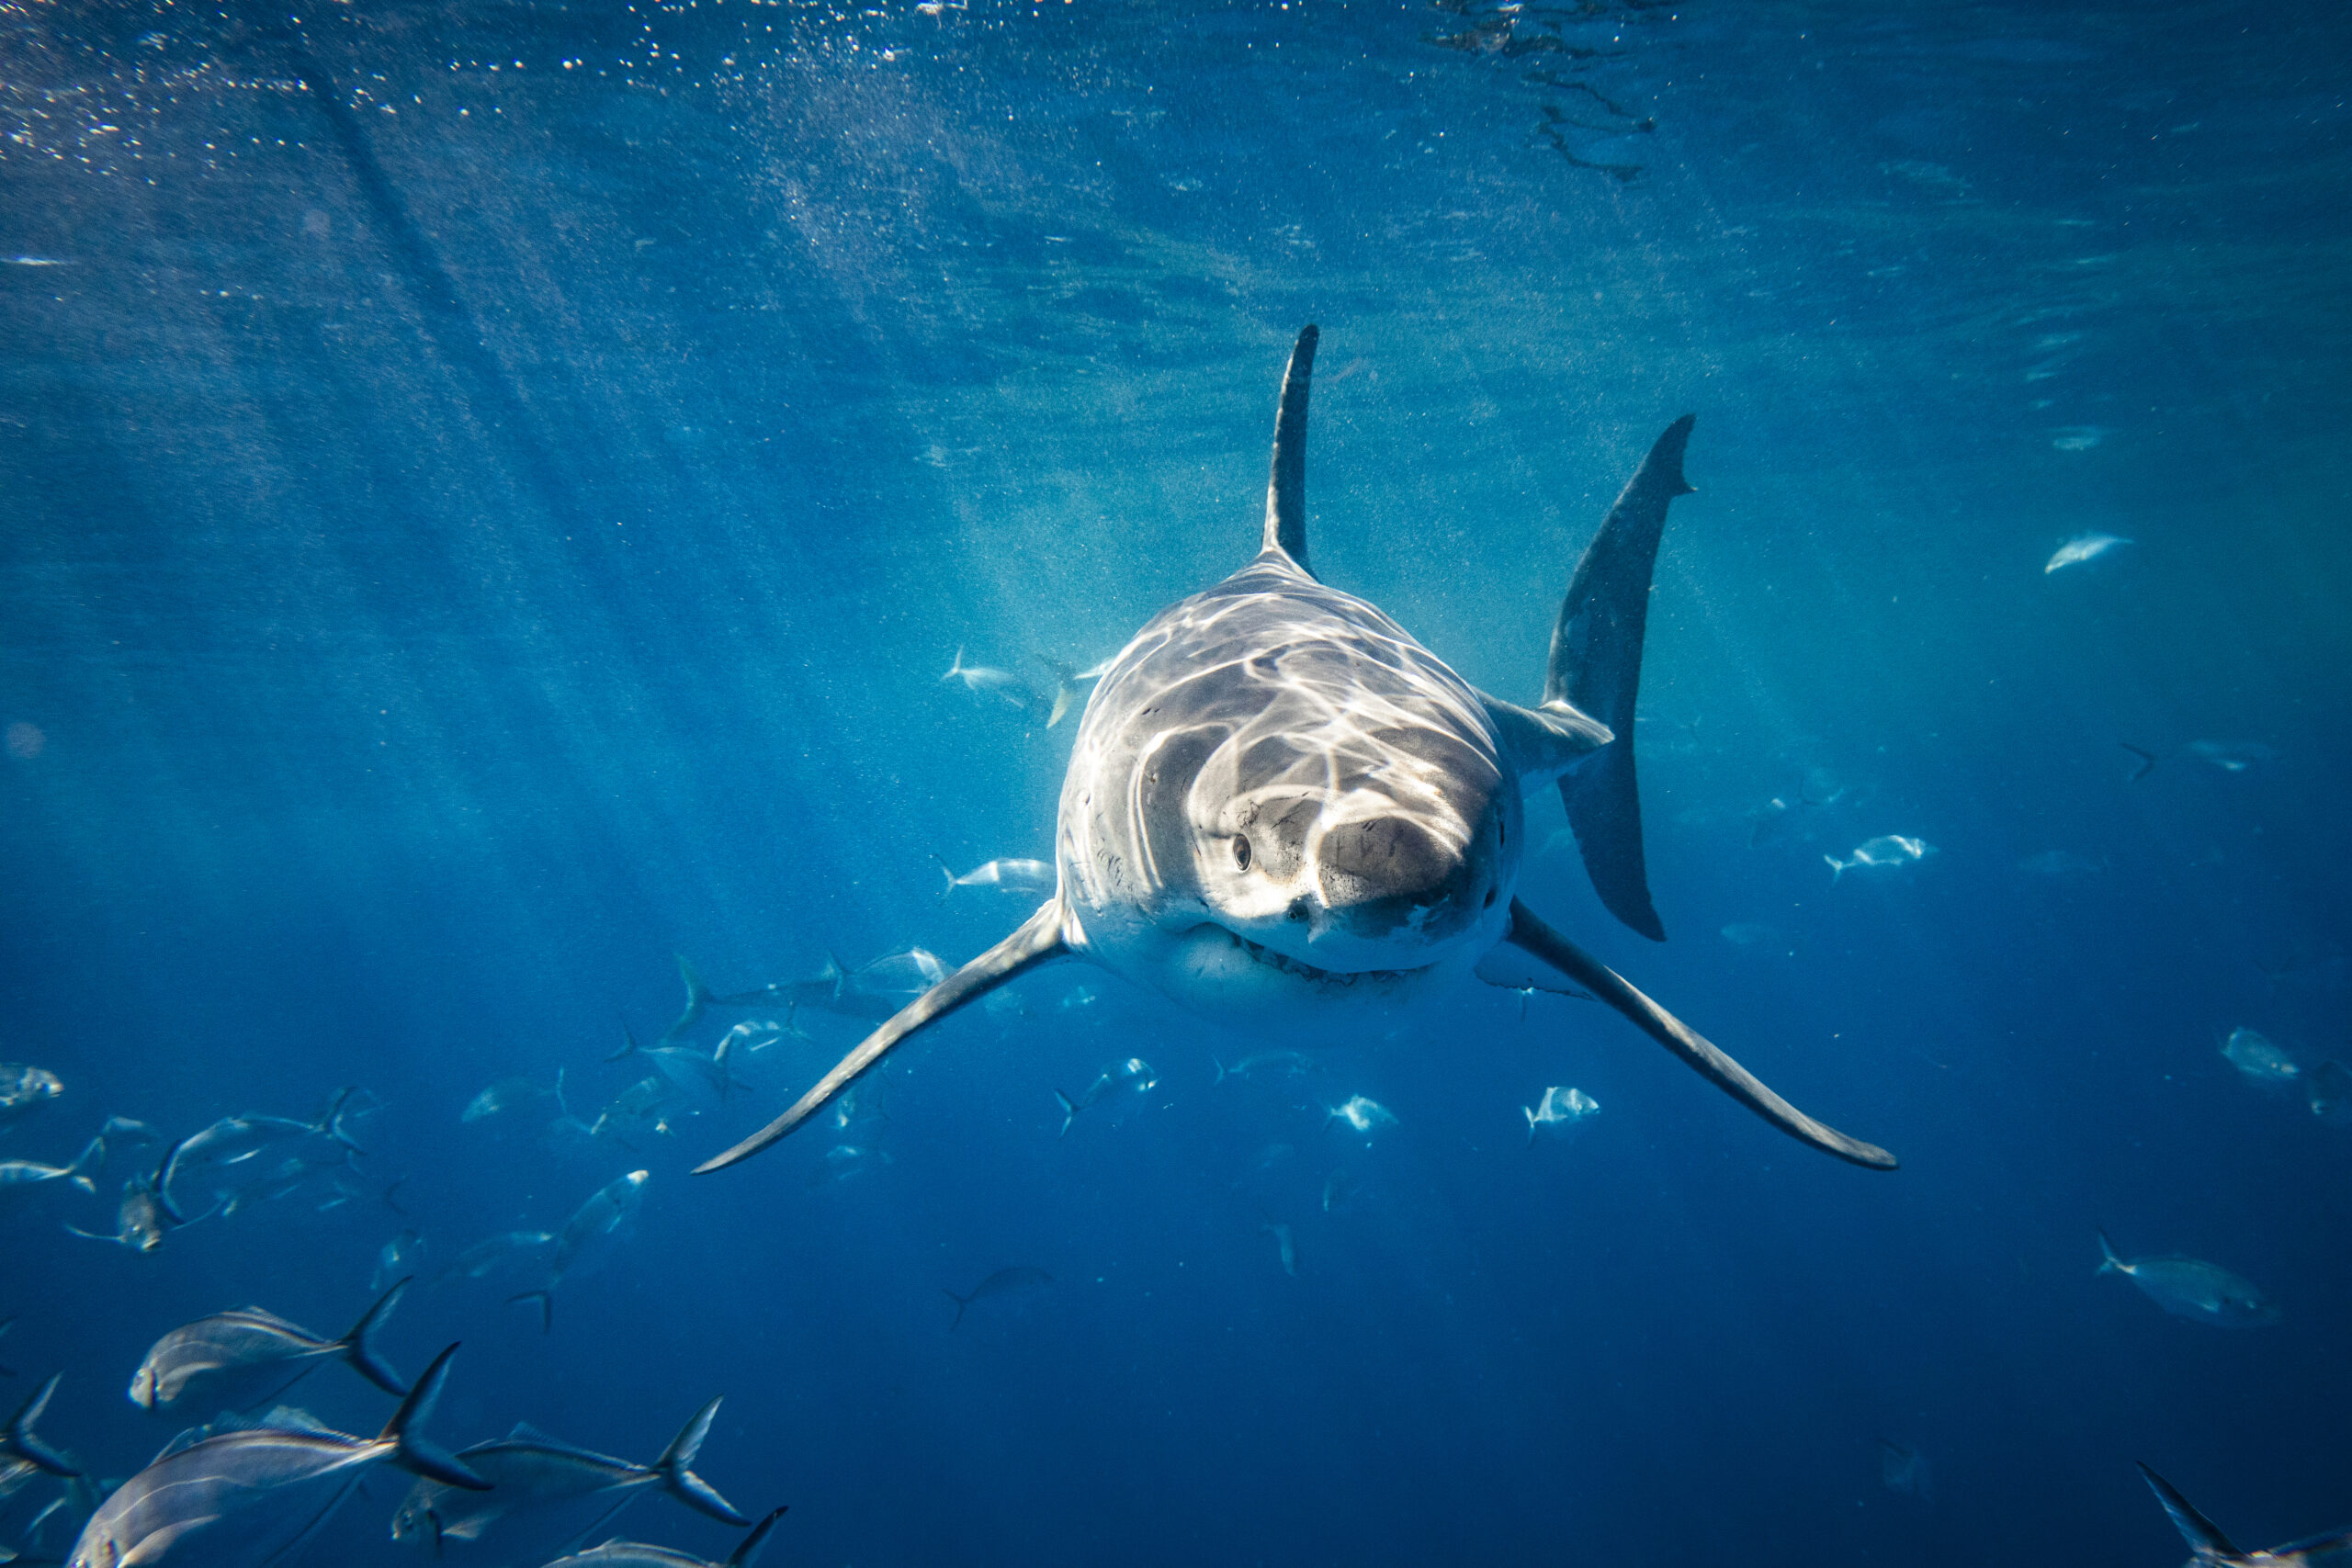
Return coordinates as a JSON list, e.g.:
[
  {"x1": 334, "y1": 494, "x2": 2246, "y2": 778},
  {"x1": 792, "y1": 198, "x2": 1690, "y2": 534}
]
[
  {"x1": 1501, "y1": 899, "x2": 1896, "y2": 1170},
  {"x1": 695, "y1": 901, "x2": 1070, "y2": 1174}
]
